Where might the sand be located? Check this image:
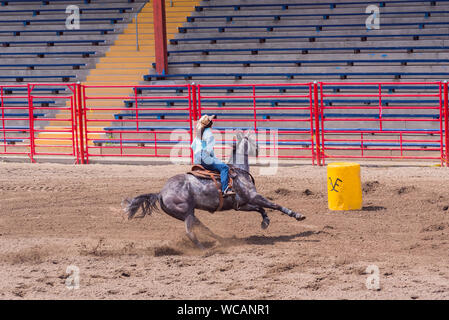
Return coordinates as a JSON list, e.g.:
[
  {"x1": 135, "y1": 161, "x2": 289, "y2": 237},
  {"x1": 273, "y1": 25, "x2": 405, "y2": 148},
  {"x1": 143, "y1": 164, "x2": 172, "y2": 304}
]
[{"x1": 0, "y1": 162, "x2": 448, "y2": 299}]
